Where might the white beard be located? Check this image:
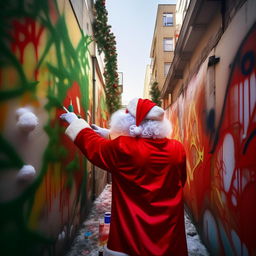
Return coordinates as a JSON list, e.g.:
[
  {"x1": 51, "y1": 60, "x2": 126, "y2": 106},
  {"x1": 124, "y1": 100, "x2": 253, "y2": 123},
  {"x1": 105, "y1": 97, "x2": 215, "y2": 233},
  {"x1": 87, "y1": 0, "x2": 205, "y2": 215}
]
[{"x1": 109, "y1": 110, "x2": 172, "y2": 139}]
